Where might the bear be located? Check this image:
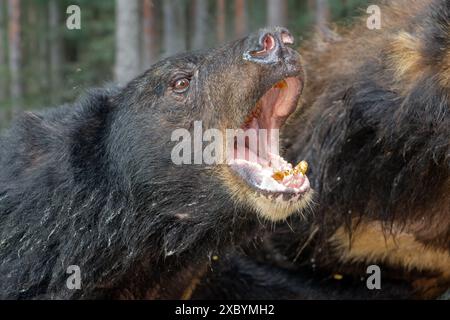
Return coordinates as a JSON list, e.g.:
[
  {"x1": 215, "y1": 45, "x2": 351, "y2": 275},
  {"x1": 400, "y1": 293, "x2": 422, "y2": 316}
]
[
  {"x1": 0, "y1": 27, "x2": 312, "y2": 299},
  {"x1": 191, "y1": 0, "x2": 450, "y2": 299}
]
